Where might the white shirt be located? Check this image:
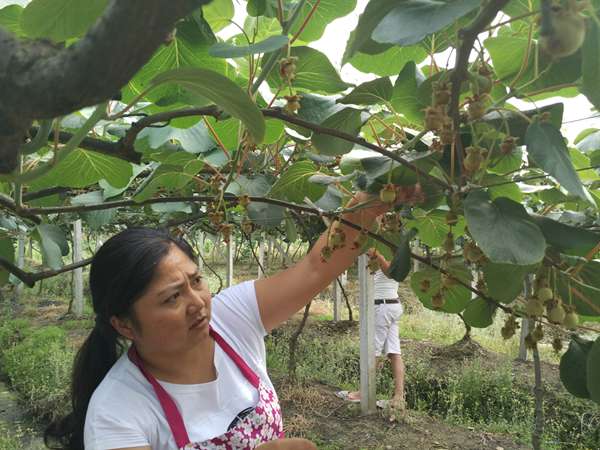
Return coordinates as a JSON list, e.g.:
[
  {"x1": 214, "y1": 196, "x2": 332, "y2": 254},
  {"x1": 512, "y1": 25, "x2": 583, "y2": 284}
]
[
  {"x1": 84, "y1": 280, "x2": 273, "y2": 450},
  {"x1": 373, "y1": 269, "x2": 399, "y2": 299}
]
